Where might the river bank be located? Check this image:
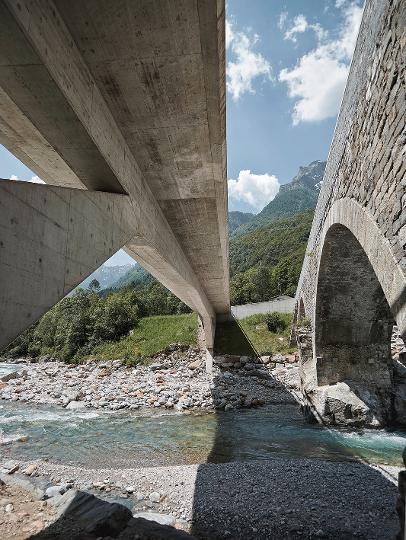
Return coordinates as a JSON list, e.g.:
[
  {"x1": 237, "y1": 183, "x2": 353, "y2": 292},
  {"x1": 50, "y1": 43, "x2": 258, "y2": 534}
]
[
  {"x1": 0, "y1": 347, "x2": 301, "y2": 413},
  {"x1": 1, "y1": 349, "x2": 405, "y2": 538}
]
